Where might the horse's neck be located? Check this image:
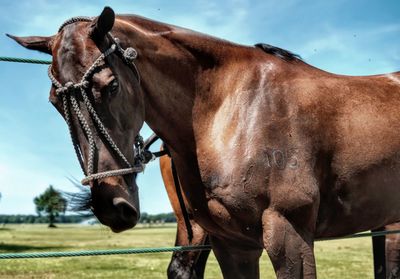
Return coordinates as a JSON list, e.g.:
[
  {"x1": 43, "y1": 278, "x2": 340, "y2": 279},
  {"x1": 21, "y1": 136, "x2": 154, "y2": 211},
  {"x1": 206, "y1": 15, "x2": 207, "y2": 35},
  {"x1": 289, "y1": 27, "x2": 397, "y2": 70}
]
[{"x1": 118, "y1": 16, "x2": 238, "y2": 156}]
